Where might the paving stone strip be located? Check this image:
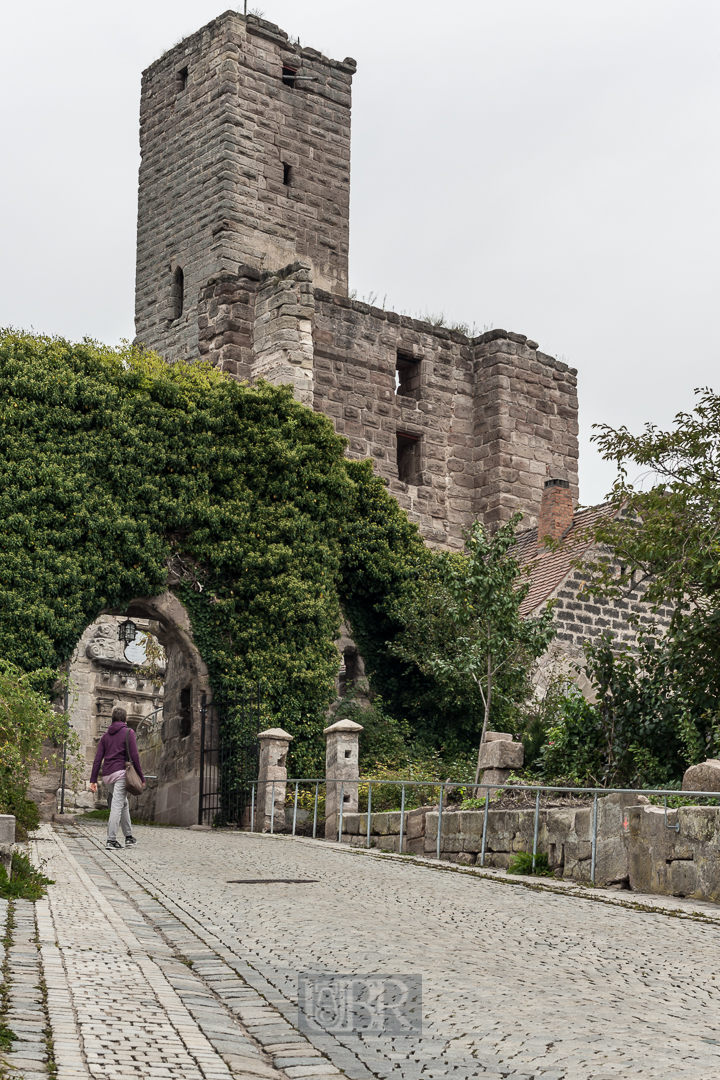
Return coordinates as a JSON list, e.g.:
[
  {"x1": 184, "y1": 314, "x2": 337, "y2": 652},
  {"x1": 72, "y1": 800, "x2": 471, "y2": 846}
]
[
  {"x1": 27, "y1": 825, "x2": 337, "y2": 1080},
  {"x1": 0, "y1": 897, "x2": 54, "y2": 1080},
  {"x1": 64, "y1": 822, "x2": 720, "y2": 1080},
  {"x1": 62, "y1": 830, "x2": 370, "y2": 1080},
  {"x1": 55, "y1": 830, "x2": 347, "y2": 1080}
]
